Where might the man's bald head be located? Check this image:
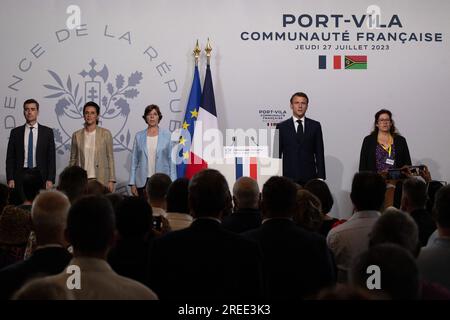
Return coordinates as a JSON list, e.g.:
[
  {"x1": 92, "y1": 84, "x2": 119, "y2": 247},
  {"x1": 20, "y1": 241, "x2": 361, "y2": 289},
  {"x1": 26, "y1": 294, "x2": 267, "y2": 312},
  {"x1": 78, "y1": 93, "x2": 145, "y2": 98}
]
[
  {"x1": 31, "y1": 190, "x2": 70, "y2": 246},
  {"x1": 232, "y1": 177, "x2": 260, "y2": 210}
]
